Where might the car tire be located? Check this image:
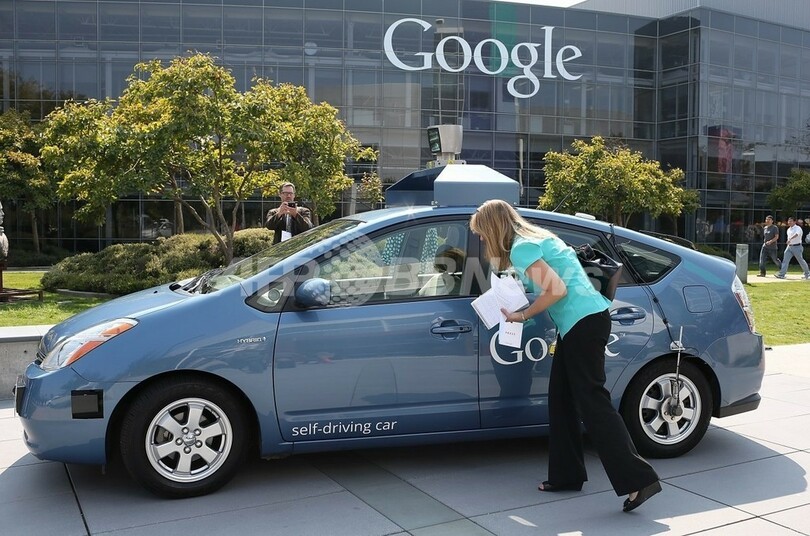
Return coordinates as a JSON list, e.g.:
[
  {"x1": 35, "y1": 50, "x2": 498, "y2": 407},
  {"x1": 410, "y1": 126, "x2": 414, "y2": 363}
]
[
  {"x1": 621, "y1": 359, "x2": 712, "y2": 458},
  {"x1": 119, "y1": 377, "x2": 248, "y2": 498}
]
